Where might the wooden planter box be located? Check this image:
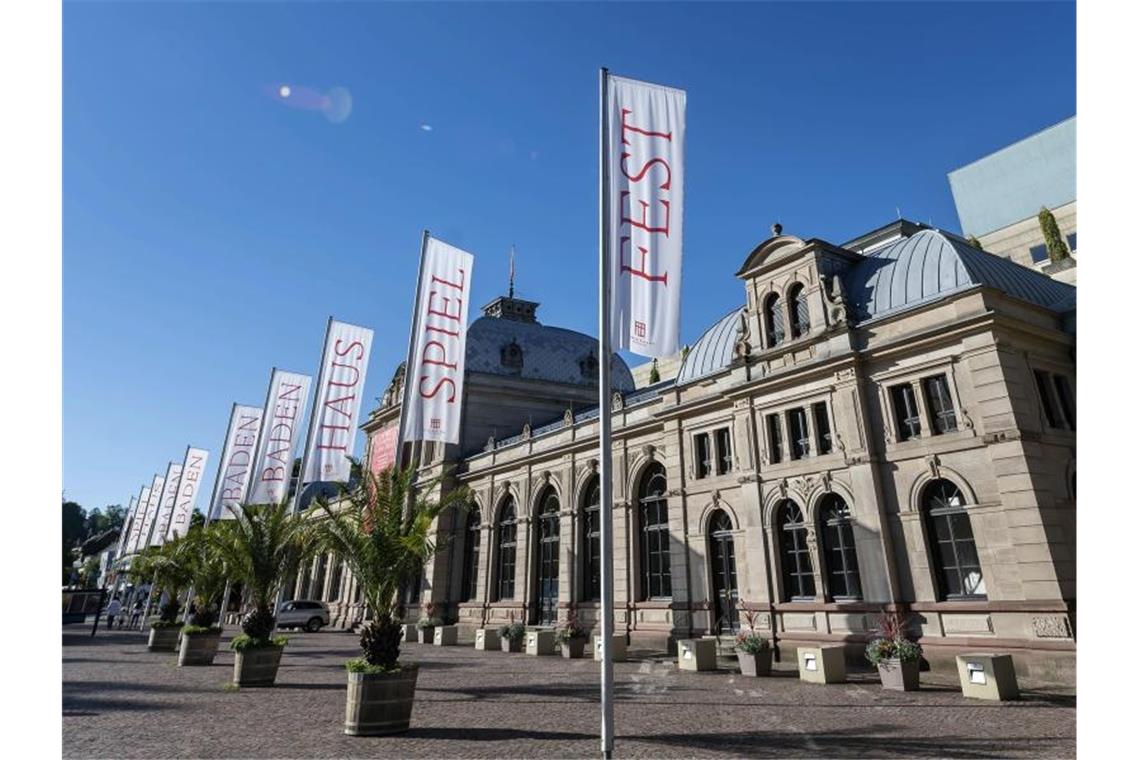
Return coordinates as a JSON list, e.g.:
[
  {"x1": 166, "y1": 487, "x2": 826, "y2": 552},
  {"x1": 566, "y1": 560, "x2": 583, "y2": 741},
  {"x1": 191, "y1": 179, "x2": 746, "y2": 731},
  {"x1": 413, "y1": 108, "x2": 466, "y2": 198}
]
[
  {"x1": 877, "y1": 658, "x2": 920, "y2": 691},
  {"x1": 433, "y1": 625, "x2": 459, "y2": 646},
  {"x1": 594, "y1": 634, "x2": 627, "y2": 662},
  {"x1": 148, "y1": 626, "x2": 180, "y2": 652},
  {"x1": 233, "y1": 645, "x2": 284, "y2": 687},
  {"x1": 525, "y1": 629, "x2": 556, "y2": 656},
  {"x1": 737, "y1": 649, "x2": 773, "y2": 677},
  {"x1": 344, "y1": 665, "x2": 420, "y2": 736},
  {"x1": 178, "y1": 630, "x2": 222, "y2": 666},
  {"x1": 797, "y1": 645, "x2": 846, "y2": 684},
  {"x1": 500, "y1": 635, "x2": 524, "y2": 653},
  {"x1": 677, "y1": 638, "x2": 718, "y2": 671},
  {"x1": 560, "y1": 637, "x2": 588, "y2": 659},
  {"x1": 416, "y1": 626, "x2": 436, "y2": 644},
  {"x1": 956, "y1": 653, "x2": 1020, "y2": 701},
  {"x1": 399, "y1": 624, "x2": 417, "y2": 643},
  {"x1": 475, "y1": 628, "x2": 500, "y2": 651}
]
